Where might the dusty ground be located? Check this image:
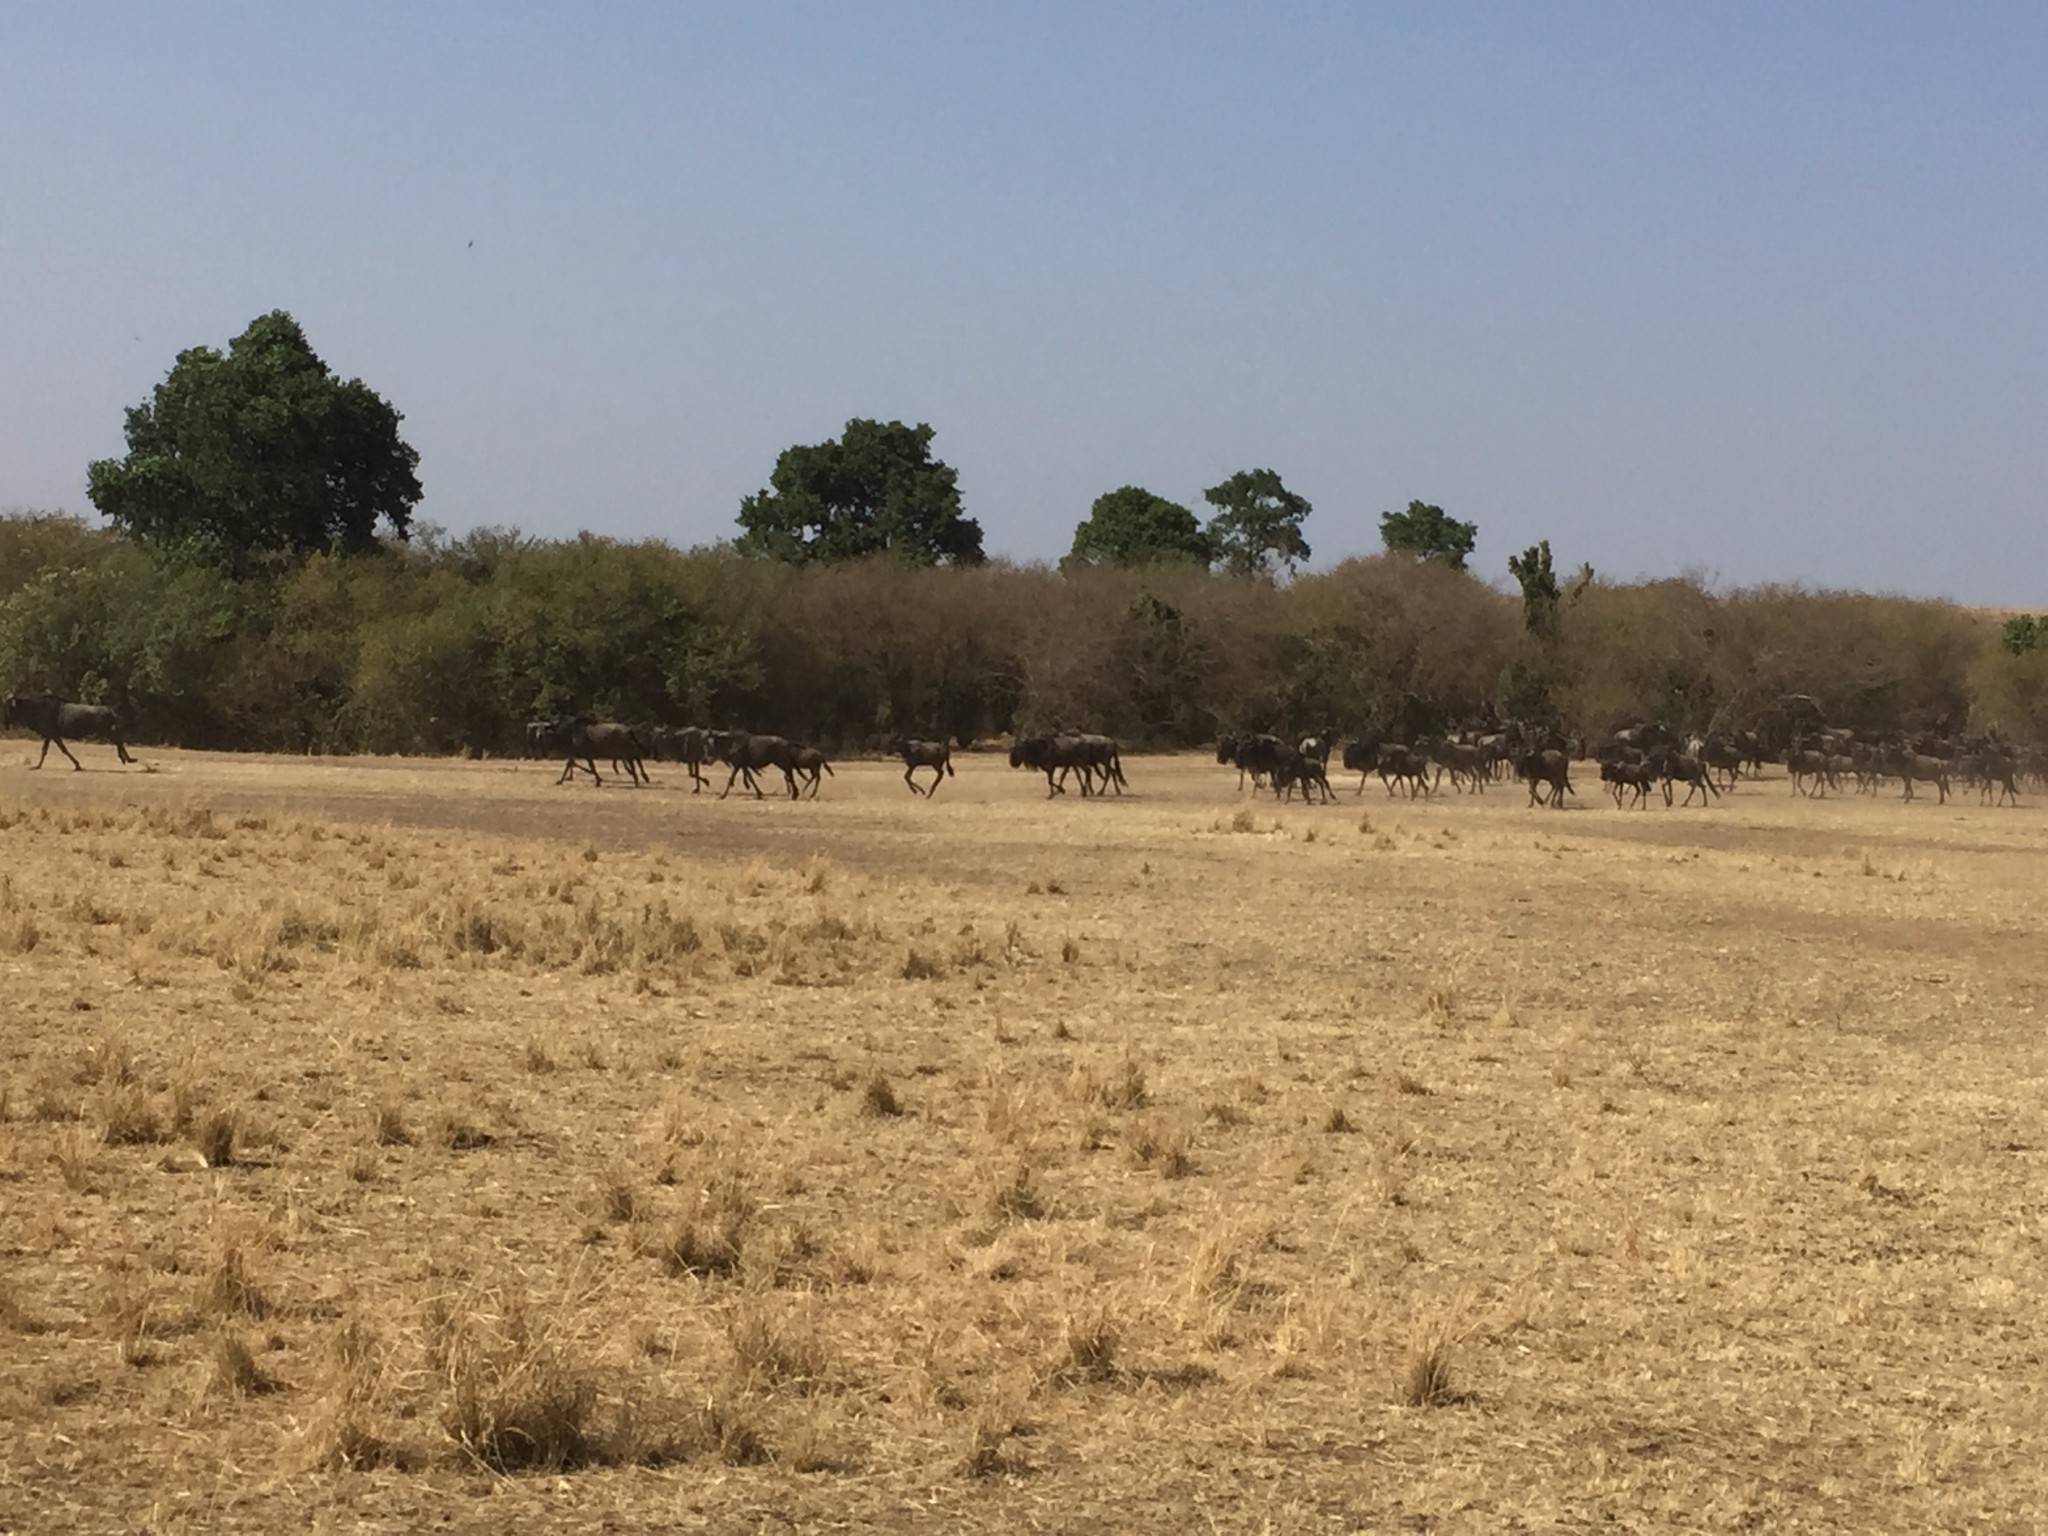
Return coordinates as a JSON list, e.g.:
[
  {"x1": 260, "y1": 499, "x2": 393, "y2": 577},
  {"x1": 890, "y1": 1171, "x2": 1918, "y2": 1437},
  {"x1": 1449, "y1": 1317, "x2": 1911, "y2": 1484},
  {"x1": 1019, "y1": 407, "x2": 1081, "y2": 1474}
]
[{"x1": 2, "y1": 746, "x2": 2044, "y2": 1534}]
